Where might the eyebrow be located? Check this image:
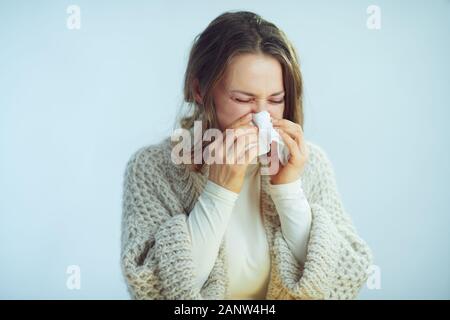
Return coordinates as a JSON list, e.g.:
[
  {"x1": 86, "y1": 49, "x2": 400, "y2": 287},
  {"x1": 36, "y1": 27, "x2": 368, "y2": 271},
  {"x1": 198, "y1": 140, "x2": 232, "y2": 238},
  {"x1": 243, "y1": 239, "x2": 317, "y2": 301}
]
[{"x1": 230, "y1": 90, "x2": 285, "y2": 97}]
